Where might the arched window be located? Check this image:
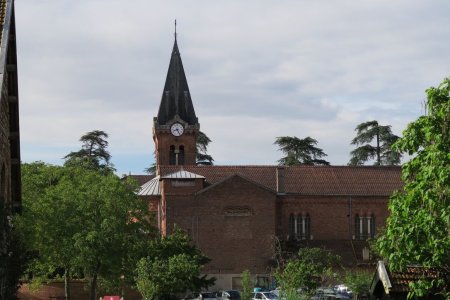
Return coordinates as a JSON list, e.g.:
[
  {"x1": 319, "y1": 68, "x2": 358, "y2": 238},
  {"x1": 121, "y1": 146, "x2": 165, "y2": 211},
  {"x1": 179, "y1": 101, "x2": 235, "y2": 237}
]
[
  {"x1": 288, "y1": 214, "x2": 295, "y2": 239},
  {"x1": 355, "y1": 213, "x2": 375, "y2": 240},
  {"x1": 179, "y1": 145, "x2": 185, "y2": 165},
  {"x1": 169, "y1": 145, "x2": 176, "y2": 165},
  {"x1": 288, "y1": 213, "x2": 311, "y2": 240}
]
